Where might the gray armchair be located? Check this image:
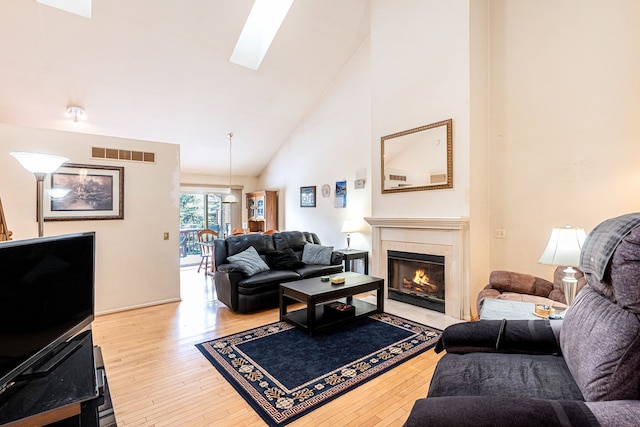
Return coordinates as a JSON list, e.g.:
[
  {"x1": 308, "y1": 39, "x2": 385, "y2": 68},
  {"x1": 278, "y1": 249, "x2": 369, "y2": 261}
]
[{"x1": 405, "y1": 213, "x2": 640, "y2": 427}]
